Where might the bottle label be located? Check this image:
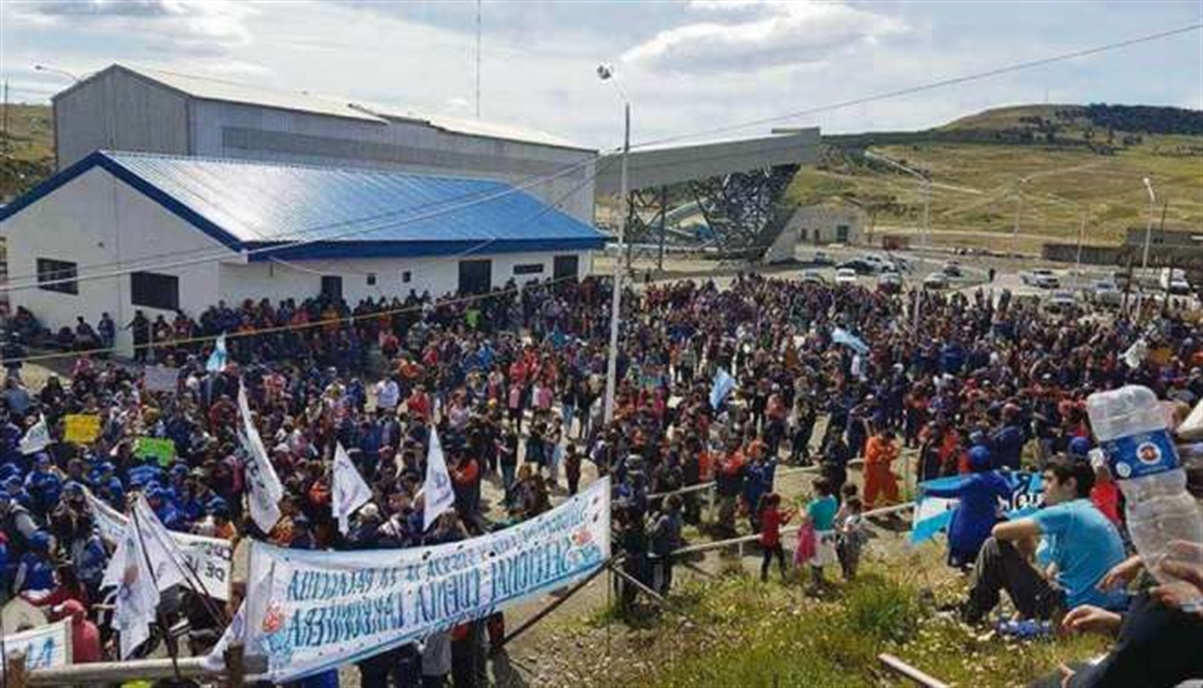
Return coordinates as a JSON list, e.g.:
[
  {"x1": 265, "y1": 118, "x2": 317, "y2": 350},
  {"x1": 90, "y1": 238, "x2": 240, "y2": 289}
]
[{"x1": 1101, "y1": 429, "x2": 1180, "y2": 480}]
